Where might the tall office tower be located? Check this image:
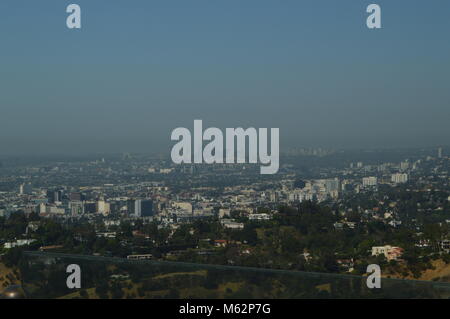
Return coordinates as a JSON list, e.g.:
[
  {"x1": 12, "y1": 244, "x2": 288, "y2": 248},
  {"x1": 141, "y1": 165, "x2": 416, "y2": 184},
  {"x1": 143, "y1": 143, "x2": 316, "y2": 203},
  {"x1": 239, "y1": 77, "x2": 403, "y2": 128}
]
[
  {"x1": 23, "y1": 183, "x2": 33, "y2": 195},
  {"x1": 438, "y1": 147, "x2": 443, "y2": 158},
  {"x1": 128, "y1": 199, "x2": 153, "y2": 217},
  {"x1": 19, "y1": 182, "x2": 33, "y2": 195},
  {"x1": 127, "y1": 199, "x2": 136, "y2": 215},
  {"x1": 140, "y1": 200, "x2": 153, "y2": 217},
  {"x1": 47, "y1": 190, "x2": 63, "y2": 203}
]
